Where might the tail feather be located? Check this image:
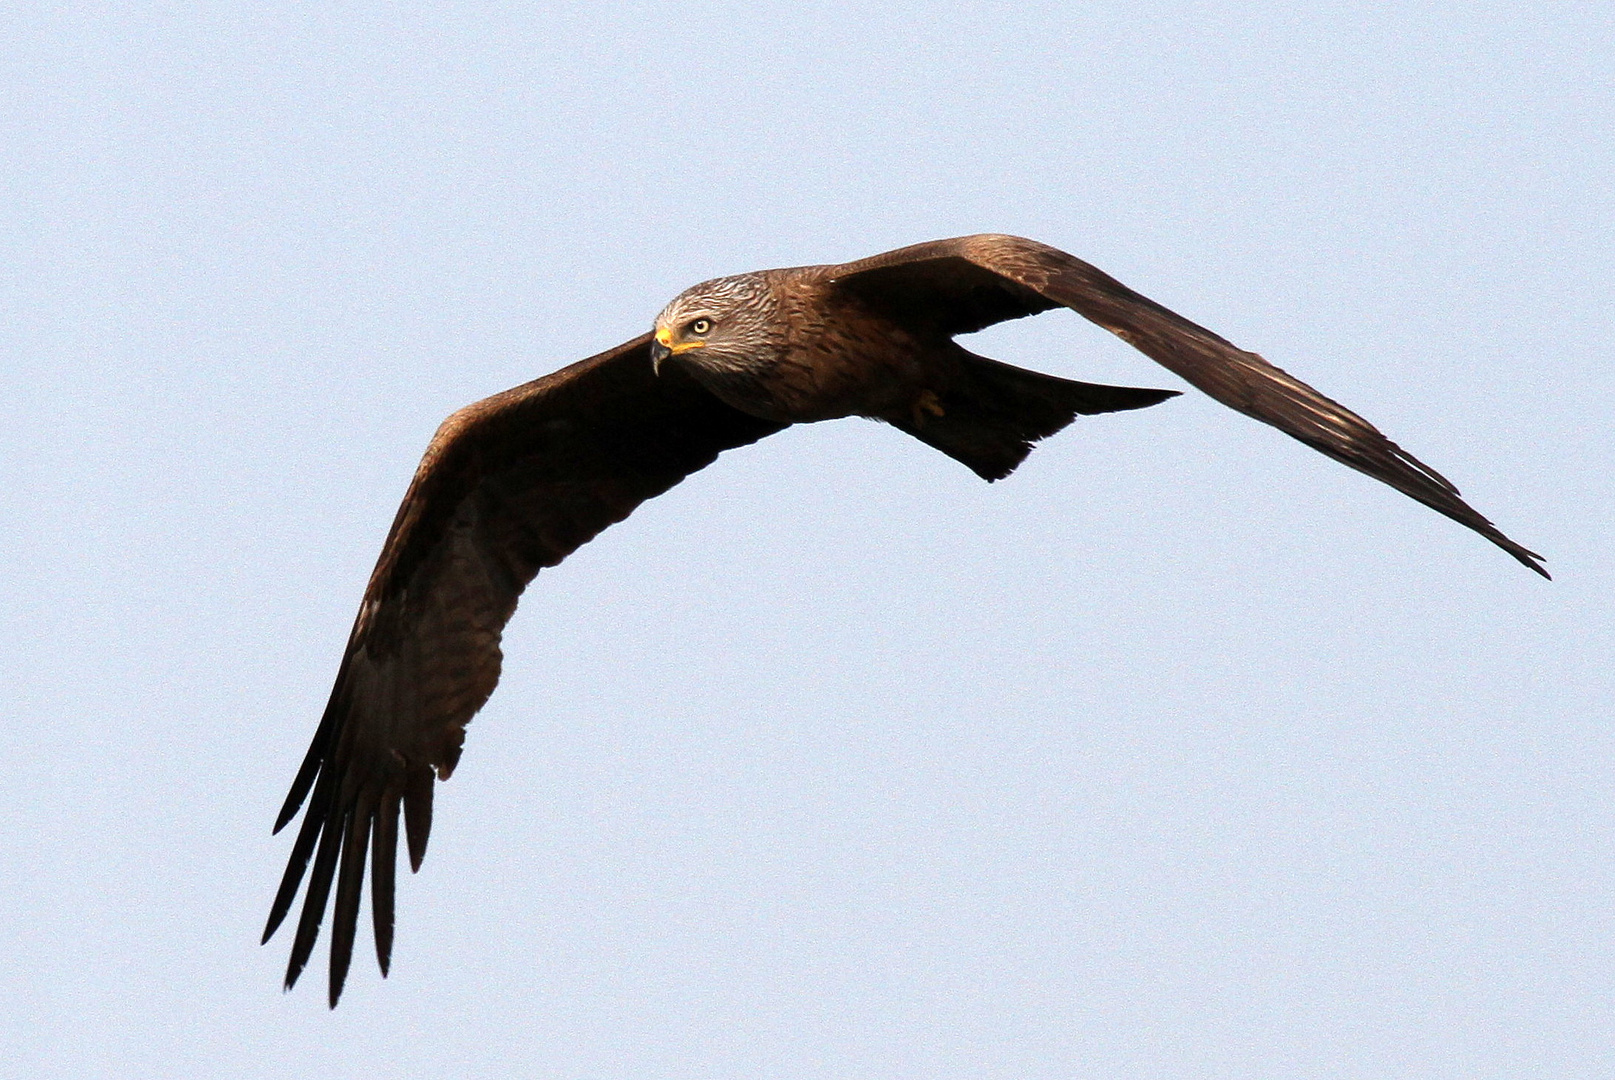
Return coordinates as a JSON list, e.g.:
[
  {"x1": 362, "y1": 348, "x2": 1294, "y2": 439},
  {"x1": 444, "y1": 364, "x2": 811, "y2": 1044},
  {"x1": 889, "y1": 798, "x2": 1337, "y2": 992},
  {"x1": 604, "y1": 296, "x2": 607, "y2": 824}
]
[{"x1": 890, "y1": 350, "x2": 1177, "y2": 481}]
